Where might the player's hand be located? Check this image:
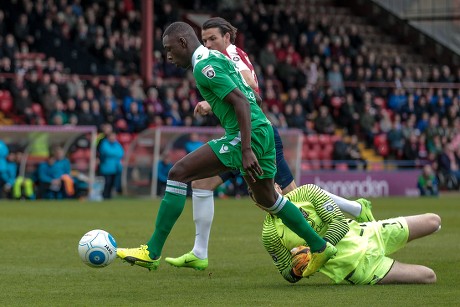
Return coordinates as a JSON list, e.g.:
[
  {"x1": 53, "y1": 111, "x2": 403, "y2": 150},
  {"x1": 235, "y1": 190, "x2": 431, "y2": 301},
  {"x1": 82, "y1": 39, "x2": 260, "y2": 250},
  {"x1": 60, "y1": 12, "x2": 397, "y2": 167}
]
[
  {"x1": 194, "y1": 100, "x2": 212, "y2": 116},
  {"x1": 242, "y1": 148, "x2": 263, "y2": 182}
]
